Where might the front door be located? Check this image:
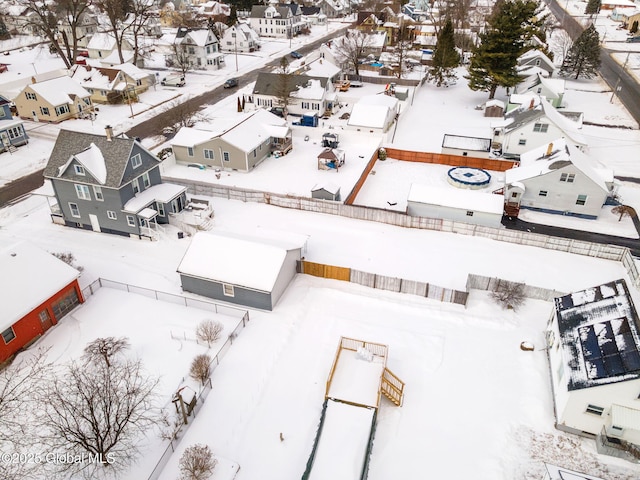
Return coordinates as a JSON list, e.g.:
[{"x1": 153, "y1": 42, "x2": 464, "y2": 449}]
[
  {"x1": 39, "y1": 309, "x2": 53, "y2": 332},
  {"x1": 89, "y1": 214, "x2": 101, "y2": 232}
]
